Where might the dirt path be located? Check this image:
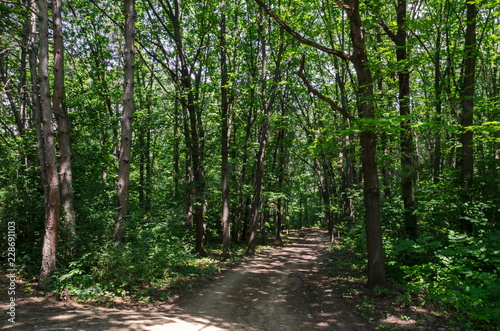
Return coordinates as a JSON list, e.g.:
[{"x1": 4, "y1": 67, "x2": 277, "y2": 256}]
[{"x1": 2, "y1": 230, "x2": 449, "y2": 330}]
